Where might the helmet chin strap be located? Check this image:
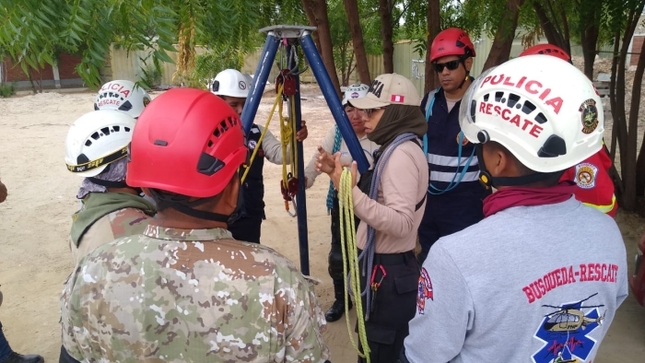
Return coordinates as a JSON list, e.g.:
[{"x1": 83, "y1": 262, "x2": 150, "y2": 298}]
[
  {"x1": 475, "y1": 144, "x2": 561, "y2": 189},
  {"x1": 457, "y1": 56, "x2": 471, "y2": 89},
  {"x1": 149, "y1": 189, "x2": 234, "y2": 224}
]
